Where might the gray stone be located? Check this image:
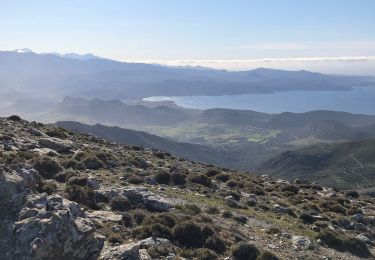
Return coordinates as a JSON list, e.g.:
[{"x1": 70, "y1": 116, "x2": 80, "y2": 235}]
[
  {"x1": 99, "y1": 242, "x2": 140, "y2": 260},
  {"x1": 38, "y1": 137, "x2": 73, "y2": 152},
  {"x1": 292, "y1": 235, "x2": 311, "y2": 249}
]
